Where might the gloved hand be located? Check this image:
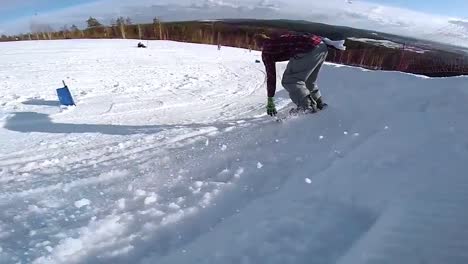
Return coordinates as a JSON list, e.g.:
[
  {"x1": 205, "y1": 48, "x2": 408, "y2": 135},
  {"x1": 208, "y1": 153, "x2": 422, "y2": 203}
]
[{"x1": 266, "y1": 97, "x2": 277, "y2": 116}]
